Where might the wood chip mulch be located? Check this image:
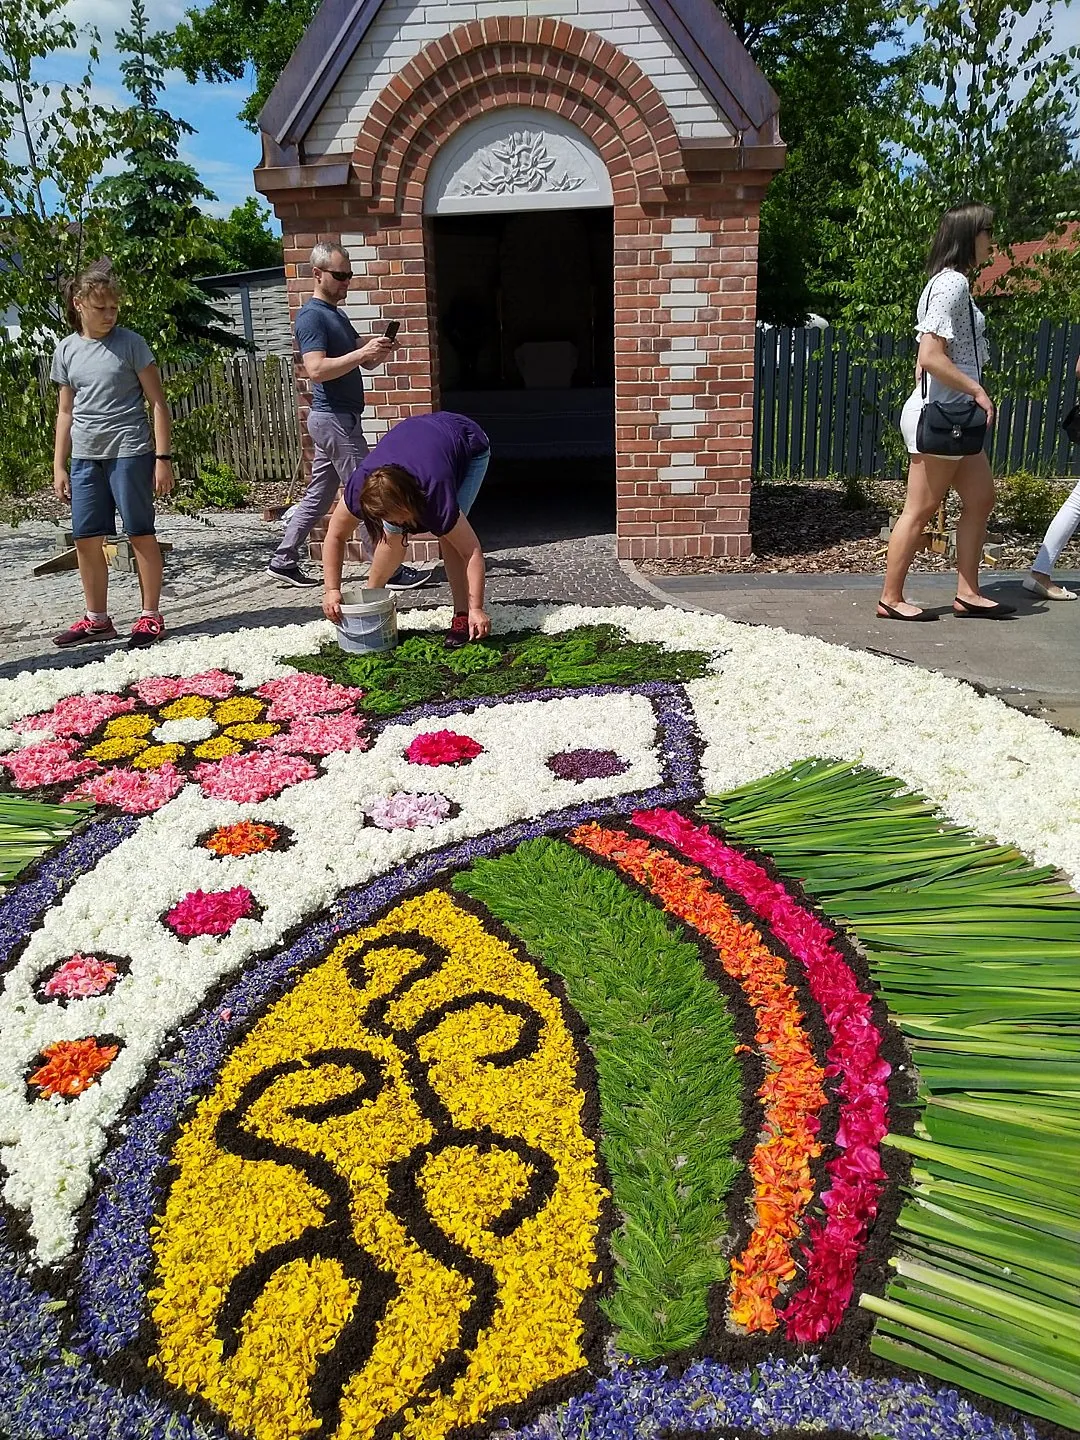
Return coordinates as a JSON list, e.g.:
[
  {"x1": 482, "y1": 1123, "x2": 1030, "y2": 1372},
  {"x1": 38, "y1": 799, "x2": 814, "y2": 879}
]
[{"x1": 641, "y1": 479, "x2": 1080, "y2": 576}]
